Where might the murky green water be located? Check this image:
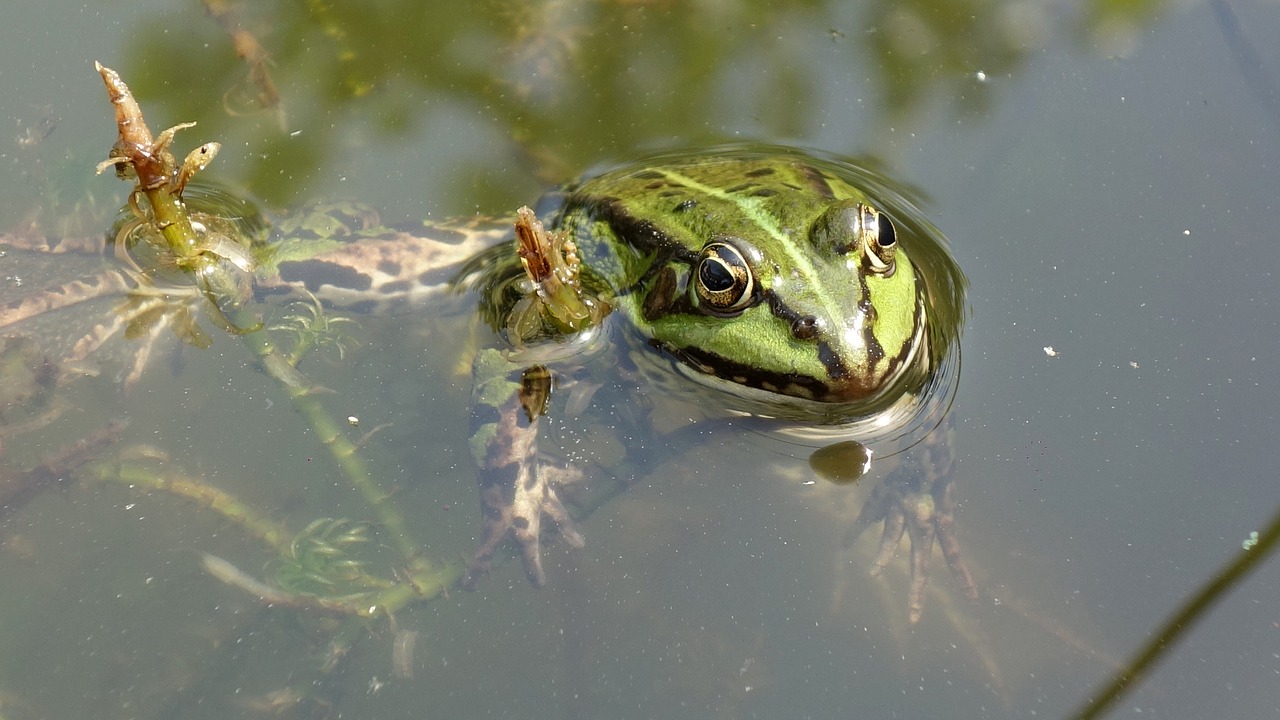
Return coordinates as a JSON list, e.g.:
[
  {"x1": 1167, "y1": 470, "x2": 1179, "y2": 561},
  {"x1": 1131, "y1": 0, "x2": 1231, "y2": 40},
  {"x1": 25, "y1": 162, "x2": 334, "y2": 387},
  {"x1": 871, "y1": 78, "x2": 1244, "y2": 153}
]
[{"x1": 2, "y1": 2, "x2": 1279, "y2": 718}]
